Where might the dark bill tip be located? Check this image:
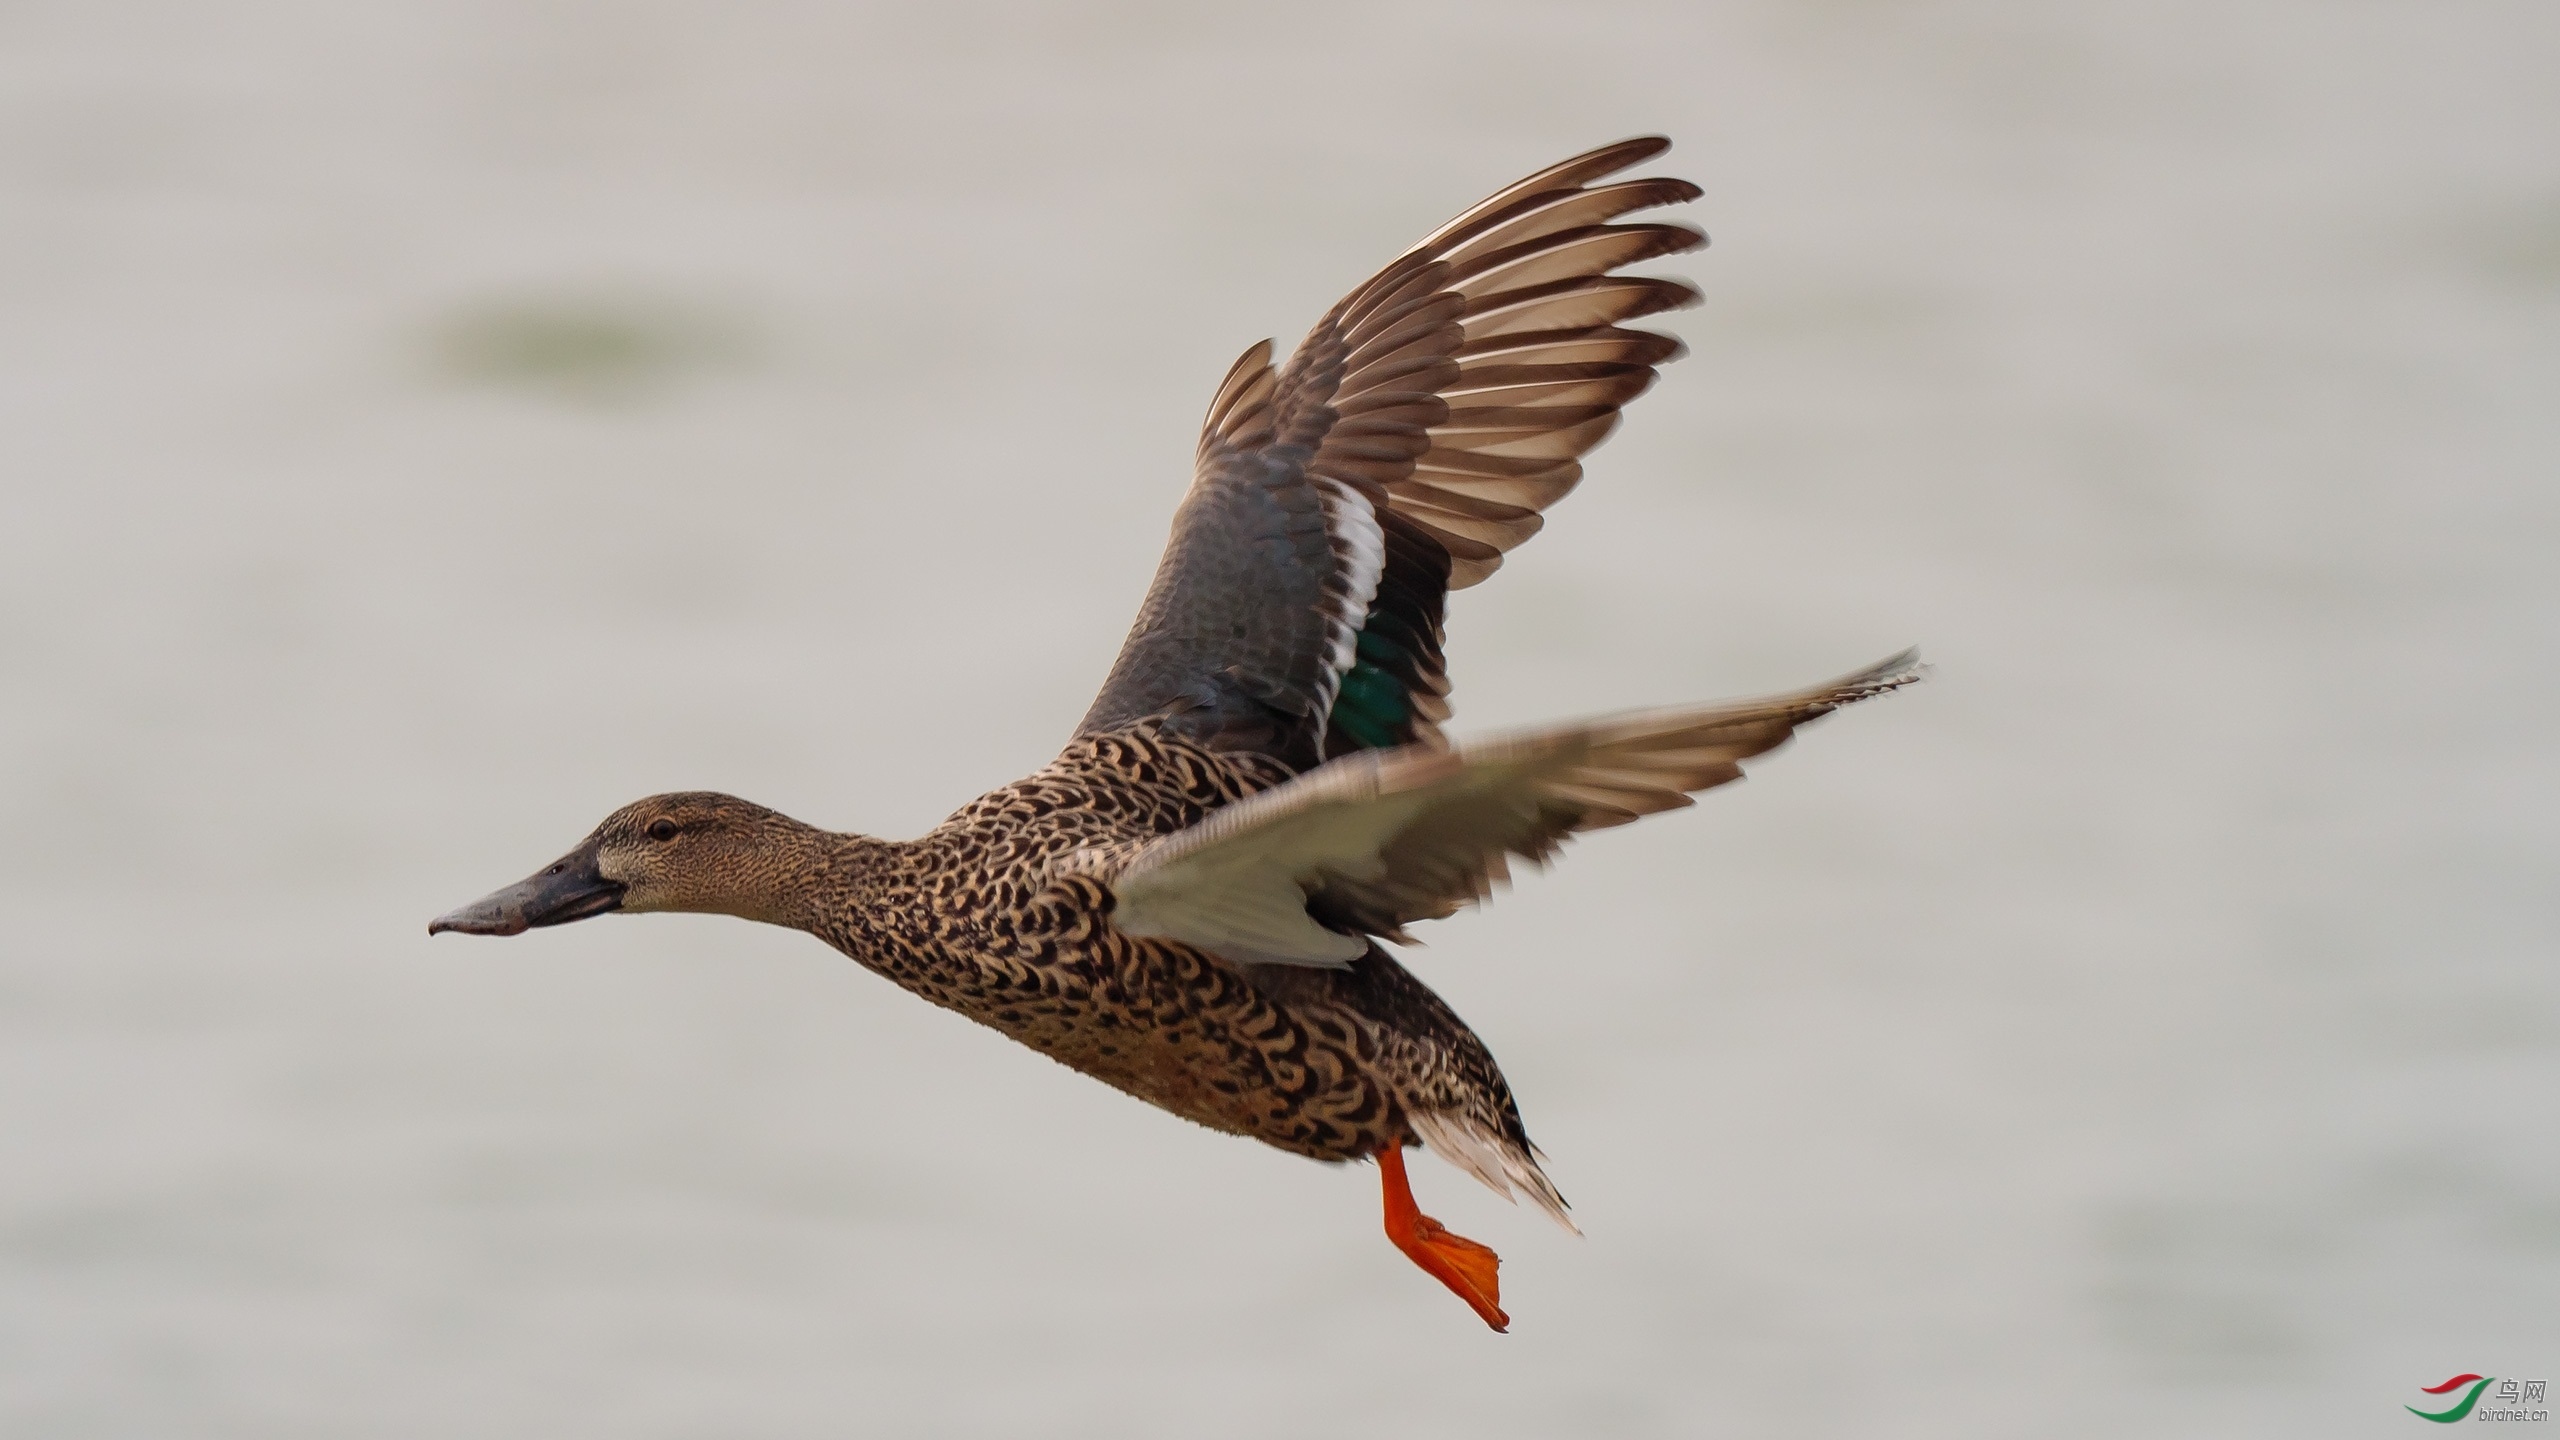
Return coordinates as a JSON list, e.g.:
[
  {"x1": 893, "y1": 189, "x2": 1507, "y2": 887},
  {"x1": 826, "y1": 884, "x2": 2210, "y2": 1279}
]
[{"x1": 426, "y1": 907, "x2": 527, "y2": 938}]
